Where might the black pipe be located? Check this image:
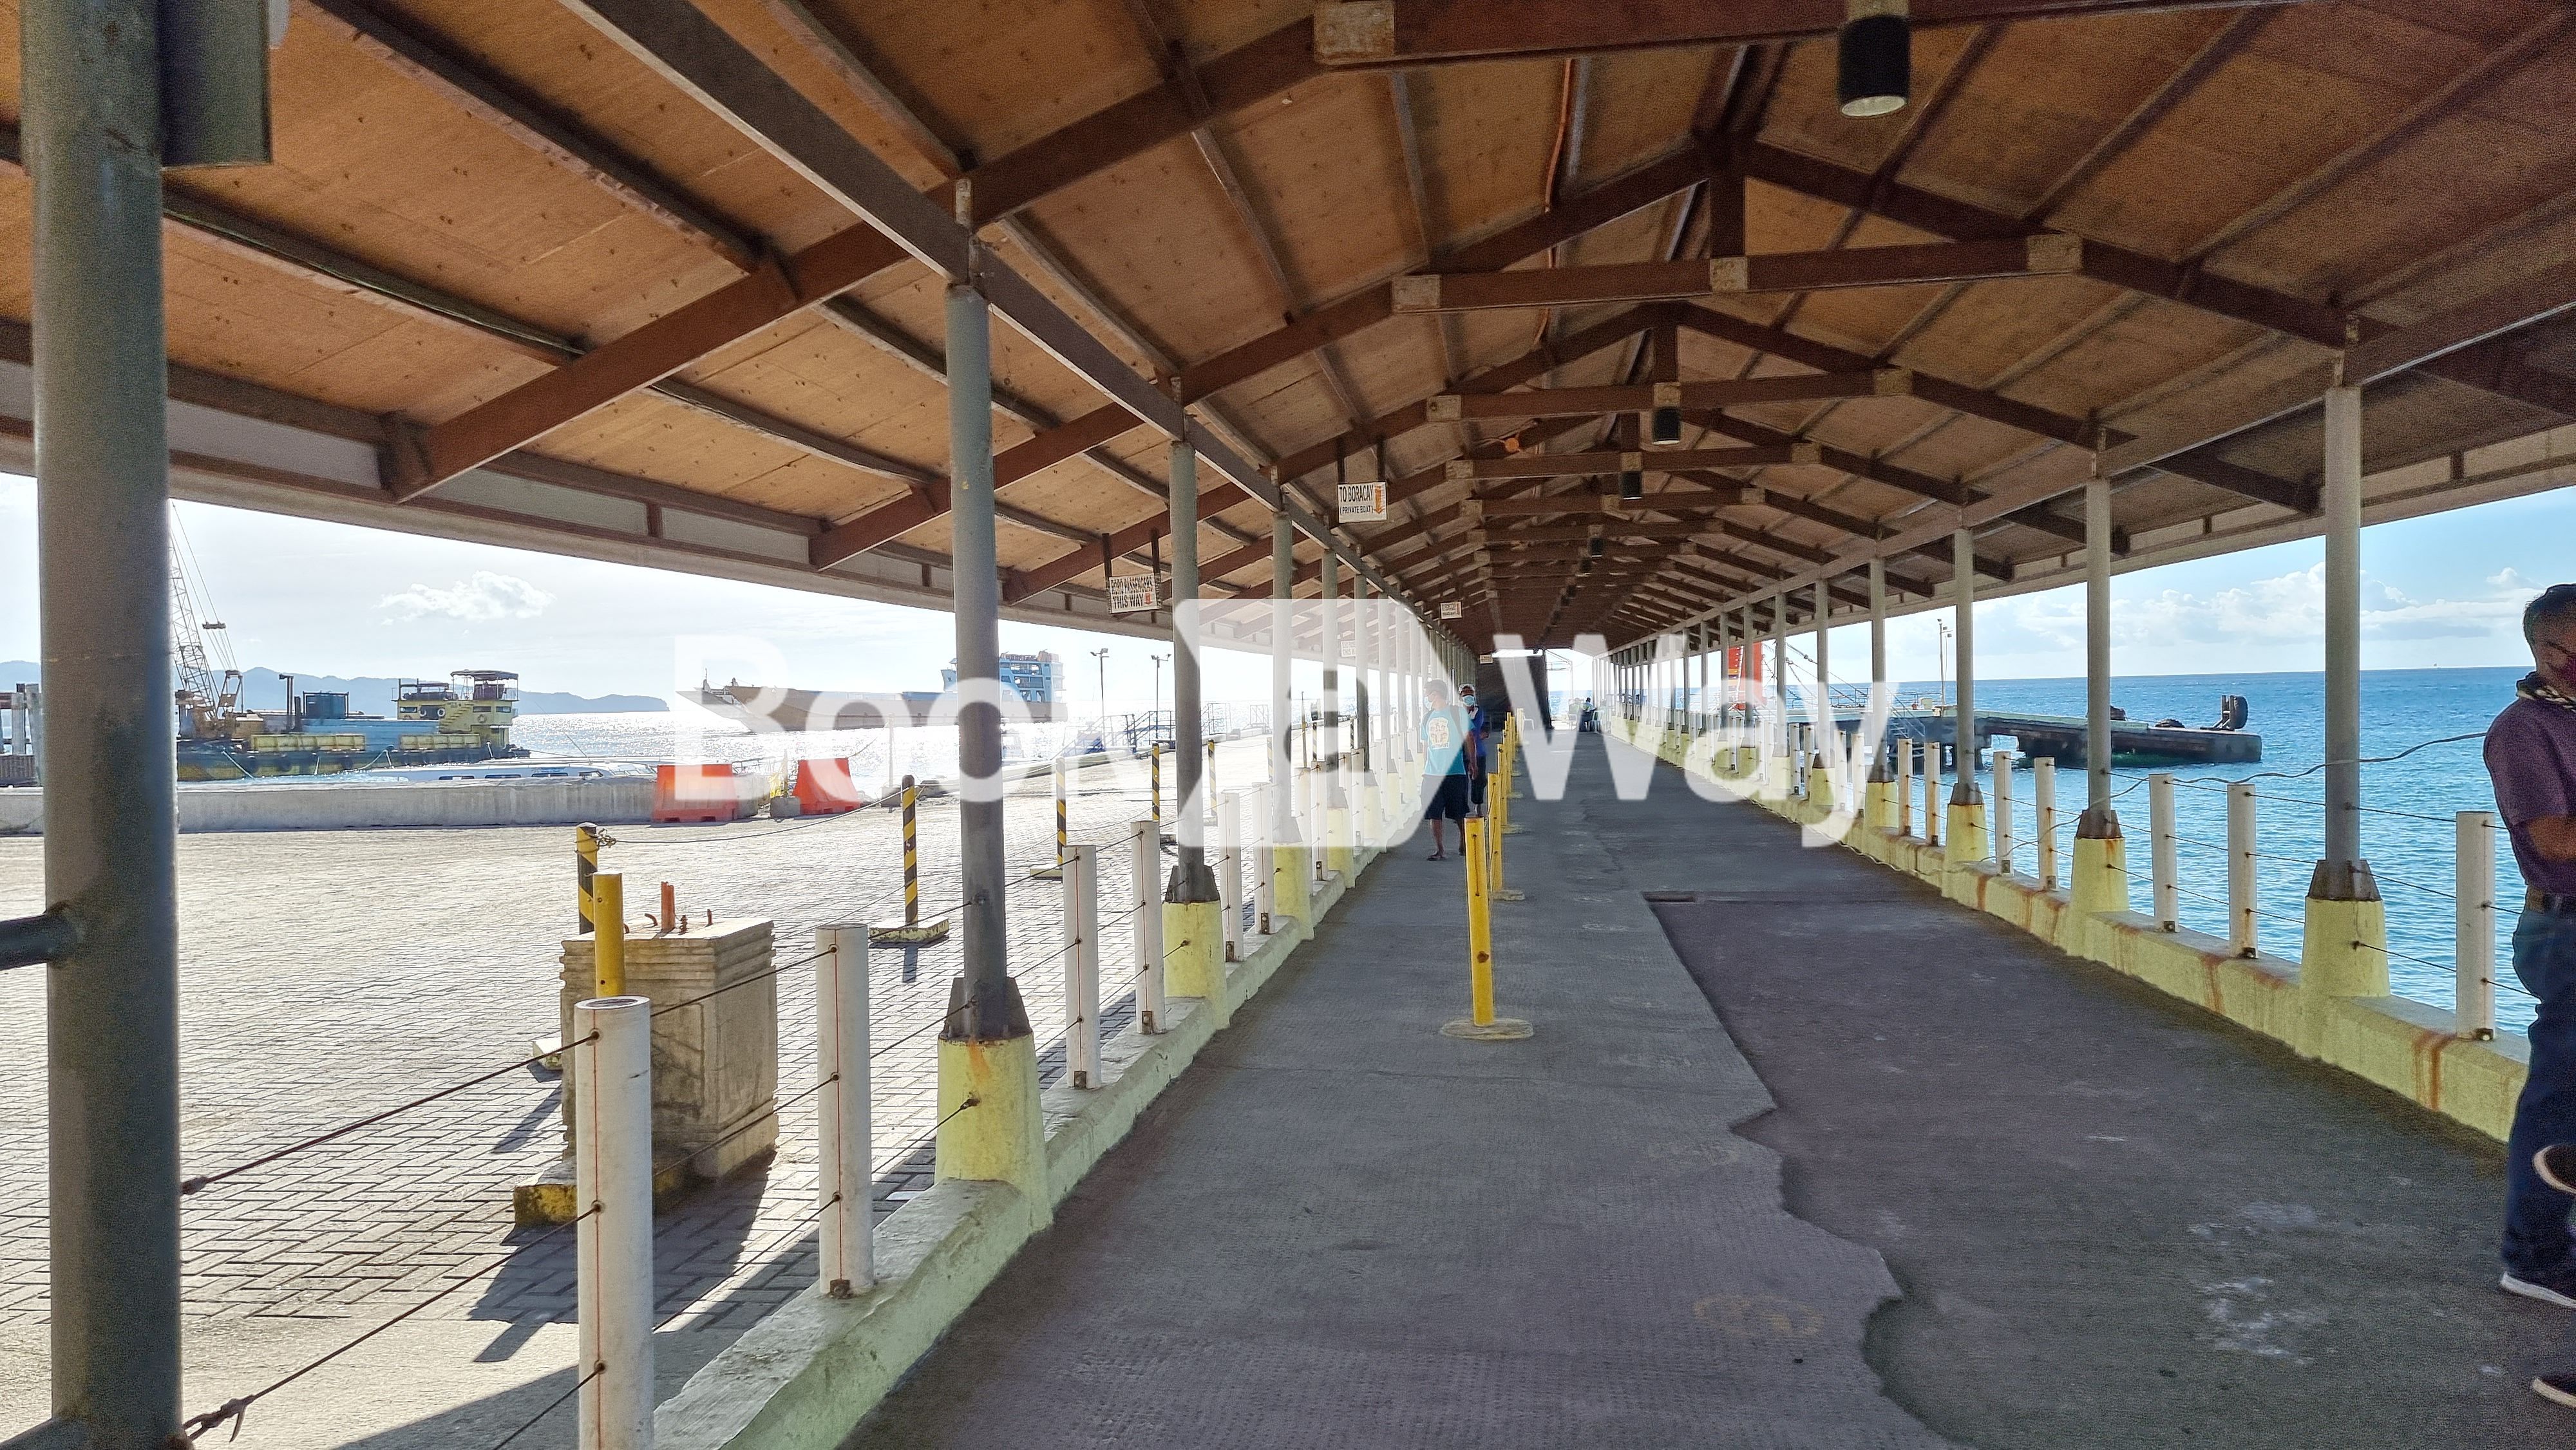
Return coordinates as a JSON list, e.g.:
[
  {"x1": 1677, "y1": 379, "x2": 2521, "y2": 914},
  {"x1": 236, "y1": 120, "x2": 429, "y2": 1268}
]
[{"x1": 0, "y1": 907, "x2": 77, "y2": 972}]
